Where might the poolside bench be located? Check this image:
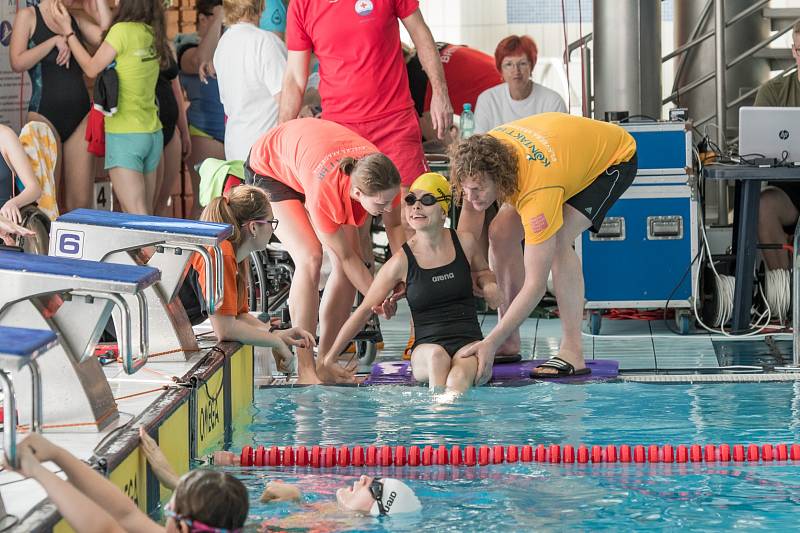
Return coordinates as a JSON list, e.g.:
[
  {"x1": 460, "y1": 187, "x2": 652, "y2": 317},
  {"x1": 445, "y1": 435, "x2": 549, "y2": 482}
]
[
  {"x1": 49, "y1": 209, "x2": 232, "y2": 354},
  {"x1": 0, "y1": 250, "x2": 159, "y2": 430}
]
